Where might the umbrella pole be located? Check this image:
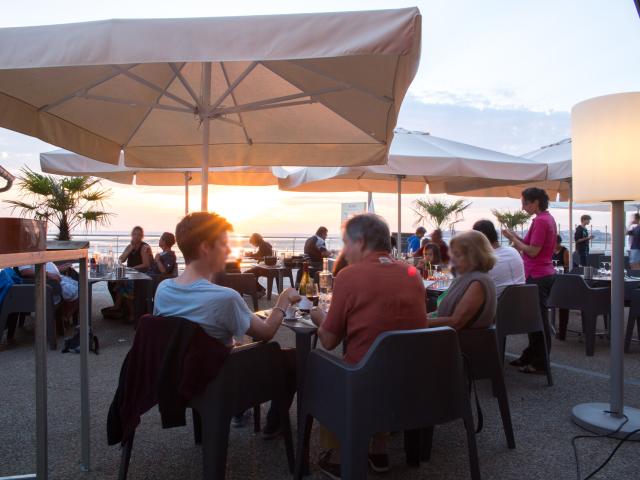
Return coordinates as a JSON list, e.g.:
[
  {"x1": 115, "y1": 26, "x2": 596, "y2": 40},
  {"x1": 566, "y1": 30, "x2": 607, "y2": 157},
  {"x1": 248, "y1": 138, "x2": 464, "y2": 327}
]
[
  {"x1": 396, "y1": 176, "x2": 403, "y2": 255},
  {"x1": 184, "y1": 172, "x2": 189, "y2": 215},
  {"x1": 201, "y1": 62, "x2": 211, "y2": 212},
  {"x1": 568, "y1": 182, "x2": 574, "y2": 263},
  {"x1": 367, "y1": 191, "x2": 373, "y2": 212}
]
